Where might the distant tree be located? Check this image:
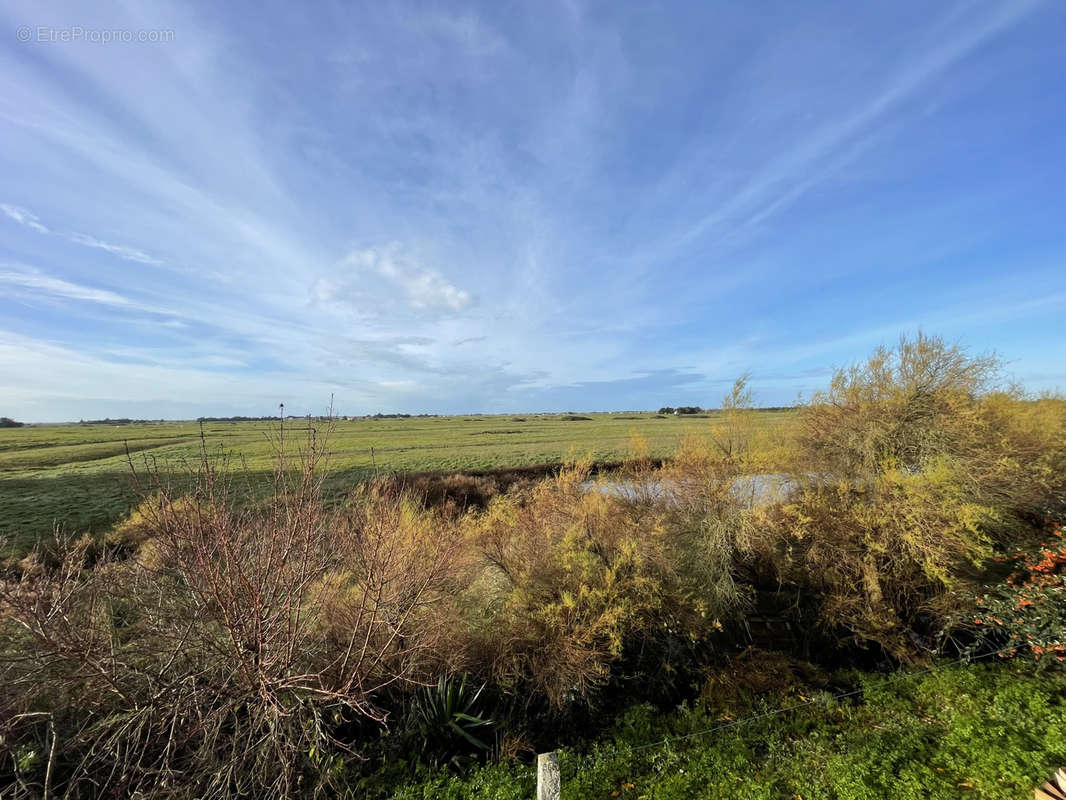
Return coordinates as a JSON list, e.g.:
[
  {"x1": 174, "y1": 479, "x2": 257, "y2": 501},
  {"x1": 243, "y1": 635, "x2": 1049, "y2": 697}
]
[
  {"x1": 0, "y1": 417, "x2": 24, "y2": 428},
  {"x1": 658, "y1": 407, "x2": 675, "y2": 415},
  {"x1": 676, "y1": 406, "x2": 702, "y2": 415}
]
